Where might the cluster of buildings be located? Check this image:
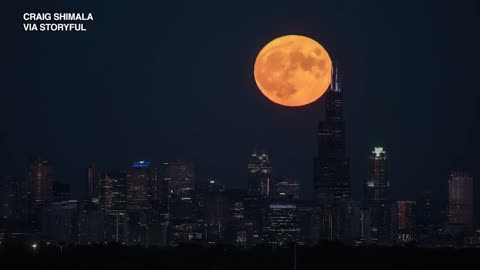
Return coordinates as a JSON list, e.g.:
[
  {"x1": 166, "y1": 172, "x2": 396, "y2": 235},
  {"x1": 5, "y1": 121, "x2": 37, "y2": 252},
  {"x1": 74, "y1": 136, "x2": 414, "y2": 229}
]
[{"x1": 1, "y1": 69, "x2": 479, "y2": 248}]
